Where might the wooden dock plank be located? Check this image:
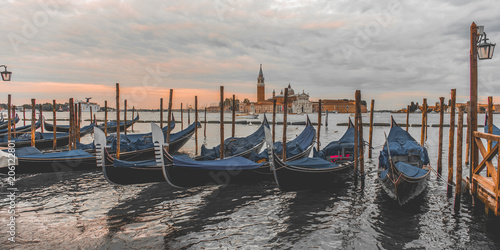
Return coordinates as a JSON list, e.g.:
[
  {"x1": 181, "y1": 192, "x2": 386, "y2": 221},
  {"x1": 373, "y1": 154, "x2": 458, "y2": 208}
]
[{"x1": 473, "y1": 174, "x2": 500, "y2": 216}]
